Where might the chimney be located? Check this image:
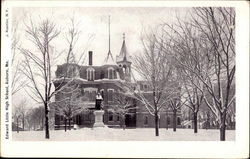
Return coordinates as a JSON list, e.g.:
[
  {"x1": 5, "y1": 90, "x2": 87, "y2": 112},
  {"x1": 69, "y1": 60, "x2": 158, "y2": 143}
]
[{"x1": 89, "y1": 51, "x2": 93, "y2": 66}]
